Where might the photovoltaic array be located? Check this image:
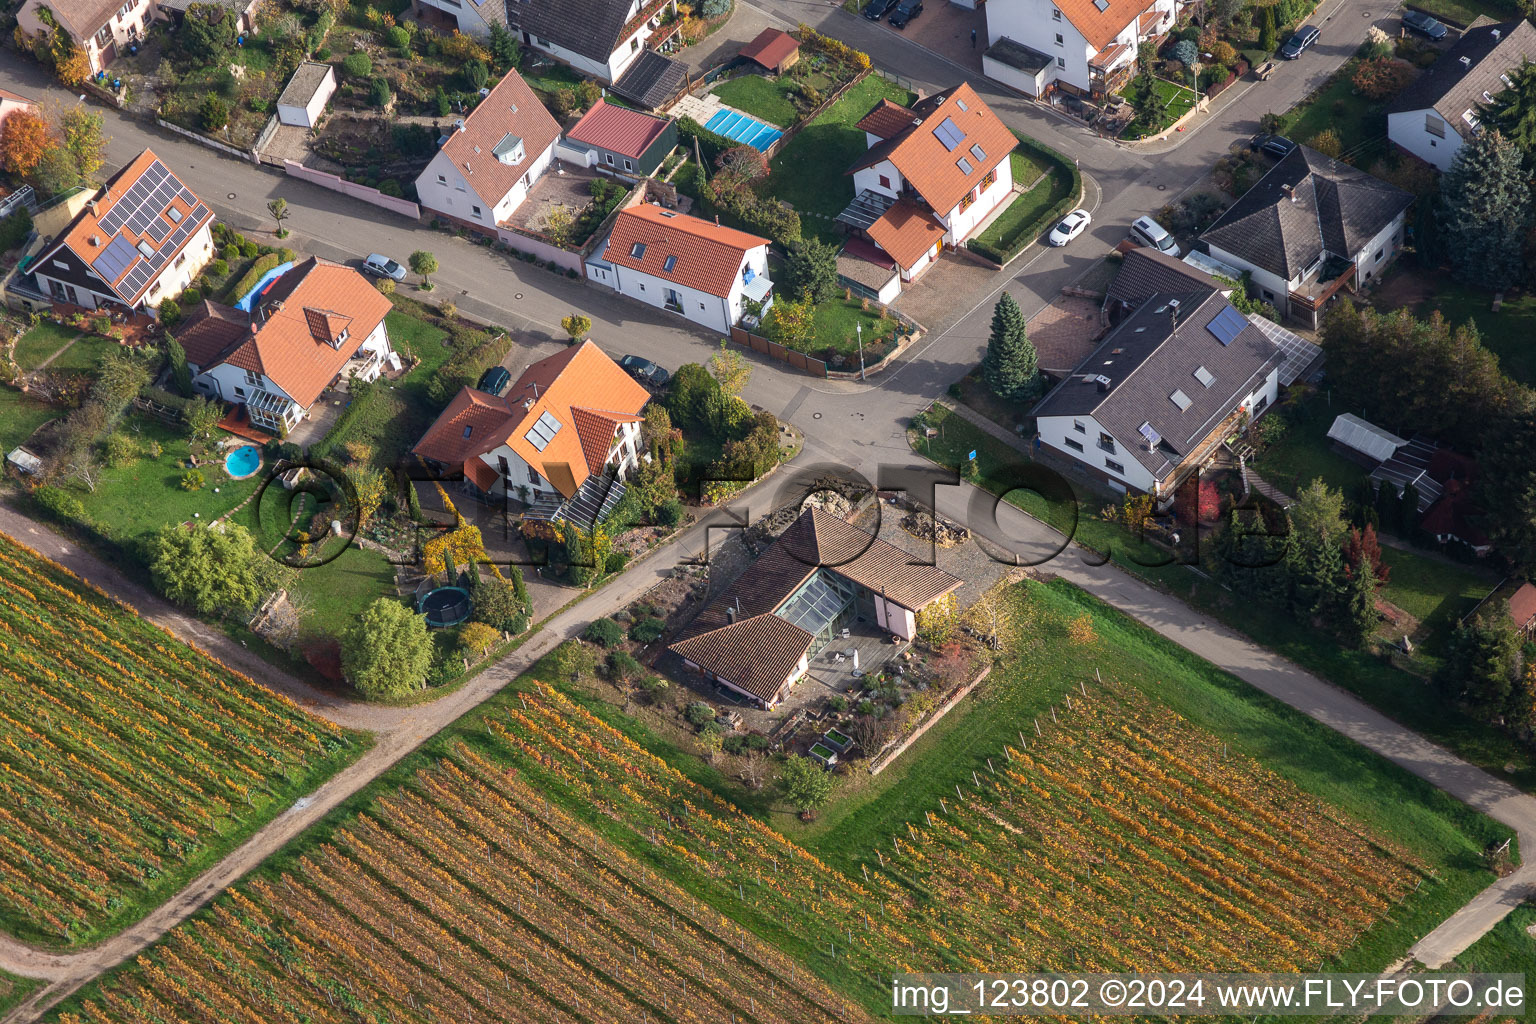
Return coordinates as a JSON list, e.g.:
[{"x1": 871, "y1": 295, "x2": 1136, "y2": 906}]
[{"x1": 89, "y1": 159, "x2": 210, "y2": 297}]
